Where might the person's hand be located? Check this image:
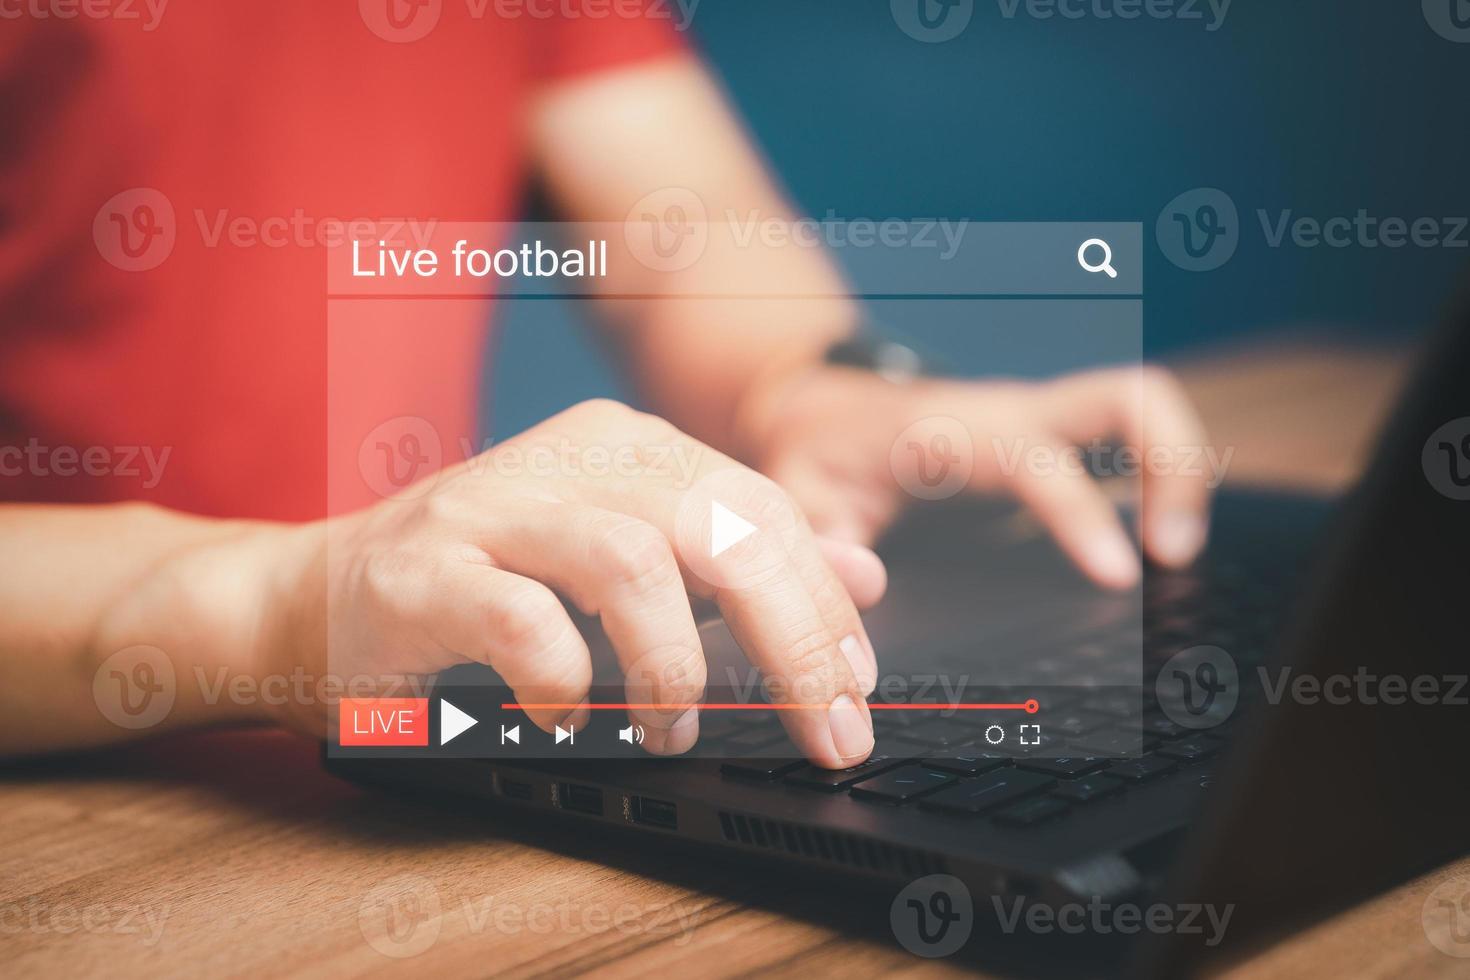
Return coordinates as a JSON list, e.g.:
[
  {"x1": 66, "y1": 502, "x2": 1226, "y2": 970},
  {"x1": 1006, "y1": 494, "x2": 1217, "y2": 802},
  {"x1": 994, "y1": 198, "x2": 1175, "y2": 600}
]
[
  {"x1": 263, "y1": 400, "x2": 886, "y2": 769},
  {"x1": 738, "y1": 363, "x2": 1214, "y2": 589}
]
